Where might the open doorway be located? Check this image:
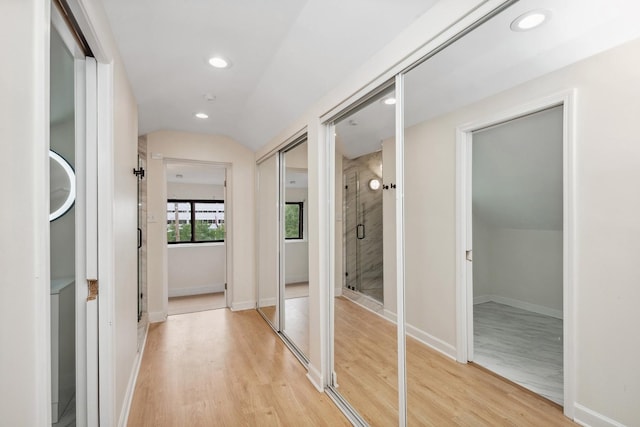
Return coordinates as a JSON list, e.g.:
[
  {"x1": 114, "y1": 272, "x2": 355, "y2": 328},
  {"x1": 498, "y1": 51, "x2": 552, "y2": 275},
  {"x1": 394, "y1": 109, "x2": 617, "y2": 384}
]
[
  {"x1": 165, "y1": 161, "x2": 228, "y2": 316},
  {"x1": 465, "y1": 104, "x2": 566, "y2": 405}
]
